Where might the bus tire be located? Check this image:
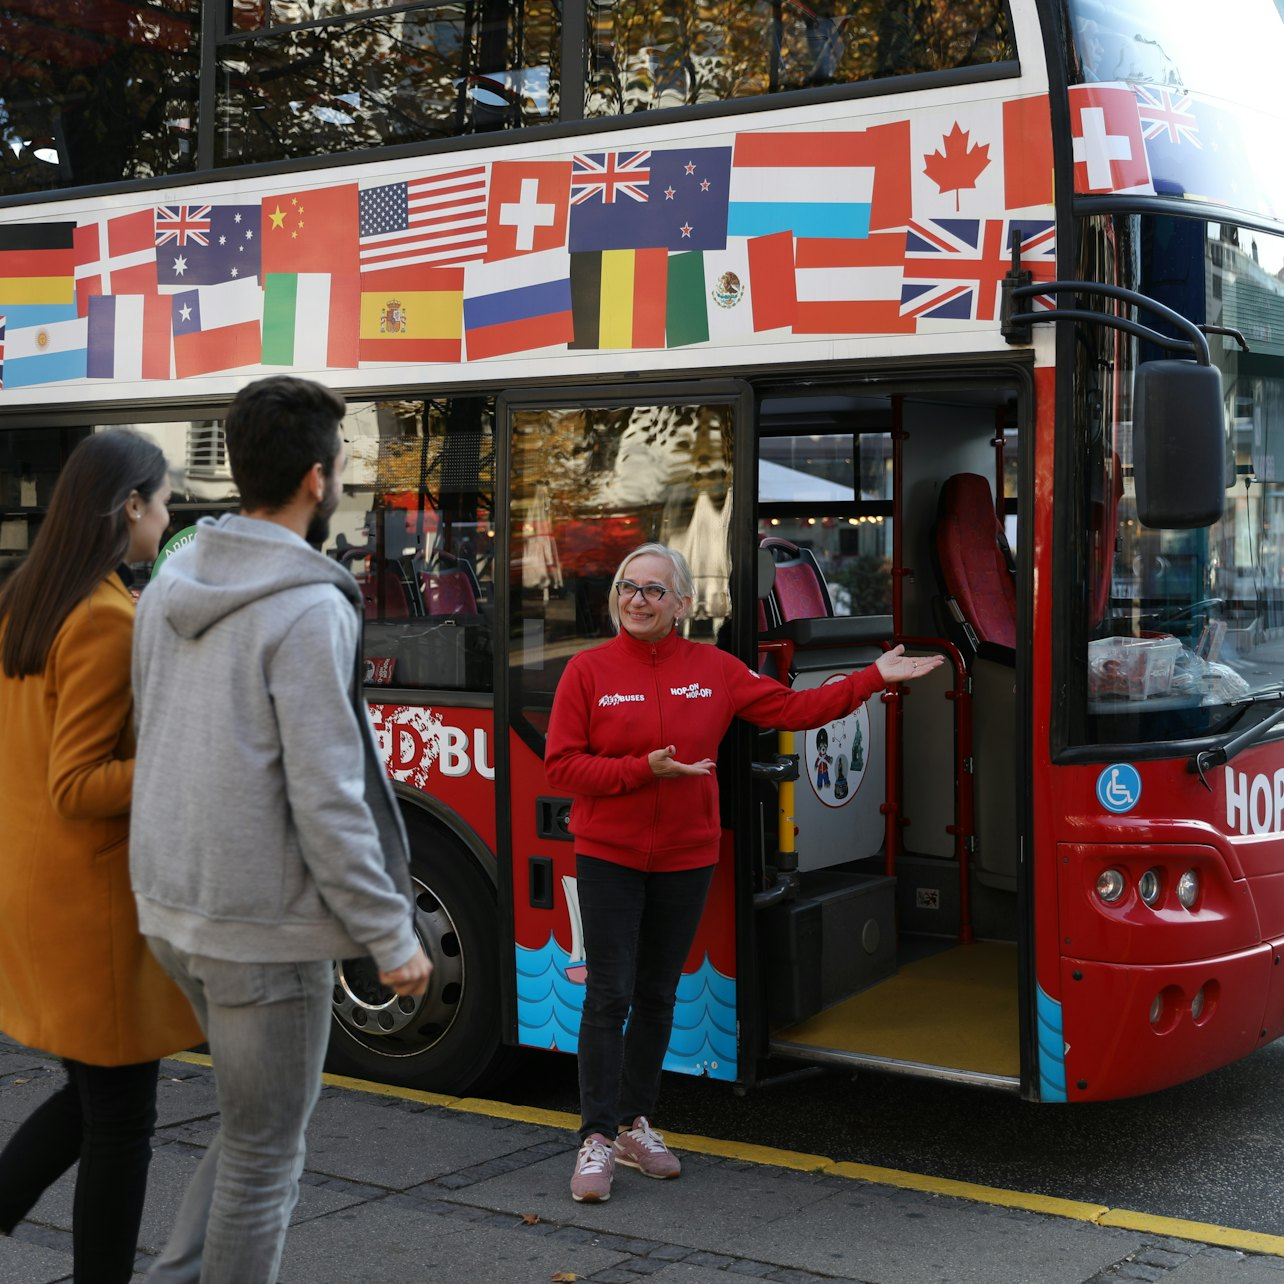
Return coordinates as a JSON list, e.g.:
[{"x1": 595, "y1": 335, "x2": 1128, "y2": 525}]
[{"x1": 324, "y1": 817, "x2": 512, "y2": 1094}]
